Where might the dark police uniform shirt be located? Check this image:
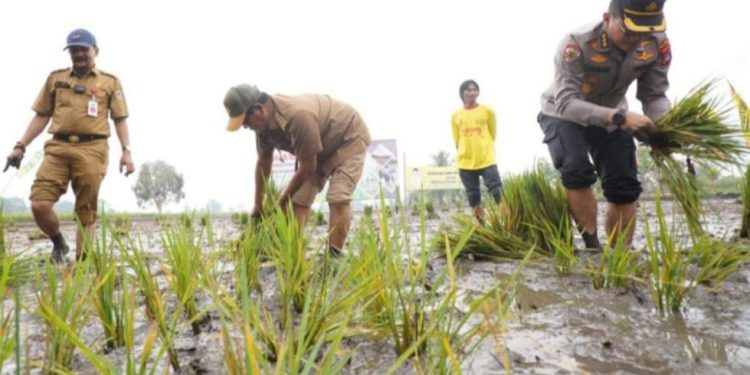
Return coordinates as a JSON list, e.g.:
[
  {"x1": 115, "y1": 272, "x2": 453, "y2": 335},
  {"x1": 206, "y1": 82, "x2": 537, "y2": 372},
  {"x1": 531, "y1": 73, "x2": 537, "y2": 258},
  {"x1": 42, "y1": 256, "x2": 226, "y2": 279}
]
[
  {"x1": 541, "y1": 22, "x2": 671, "y2": 131},
  {"x1": 32, "y1": 67, "x2": 129, "y2": 137}
]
